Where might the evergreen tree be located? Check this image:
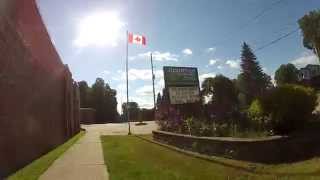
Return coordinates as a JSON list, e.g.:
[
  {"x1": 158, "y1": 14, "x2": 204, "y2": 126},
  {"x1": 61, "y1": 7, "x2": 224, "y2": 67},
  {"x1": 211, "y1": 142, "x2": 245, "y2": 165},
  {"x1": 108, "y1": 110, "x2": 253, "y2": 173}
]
[{"x1": 238, "y1": 42, "x2": 271, "y2": 105}]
